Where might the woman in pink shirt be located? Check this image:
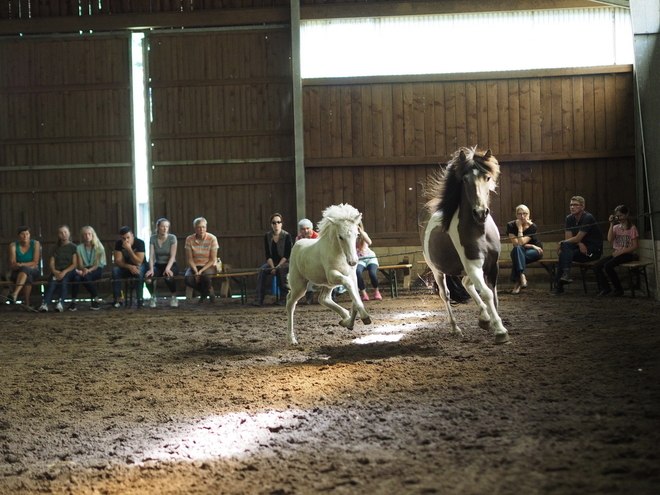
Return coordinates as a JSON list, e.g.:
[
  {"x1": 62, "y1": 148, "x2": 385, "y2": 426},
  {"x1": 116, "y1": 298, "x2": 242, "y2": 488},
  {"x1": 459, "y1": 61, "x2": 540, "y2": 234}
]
[{"x1": 593, "y1": 205, "x2": 639, "y2": 297}]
